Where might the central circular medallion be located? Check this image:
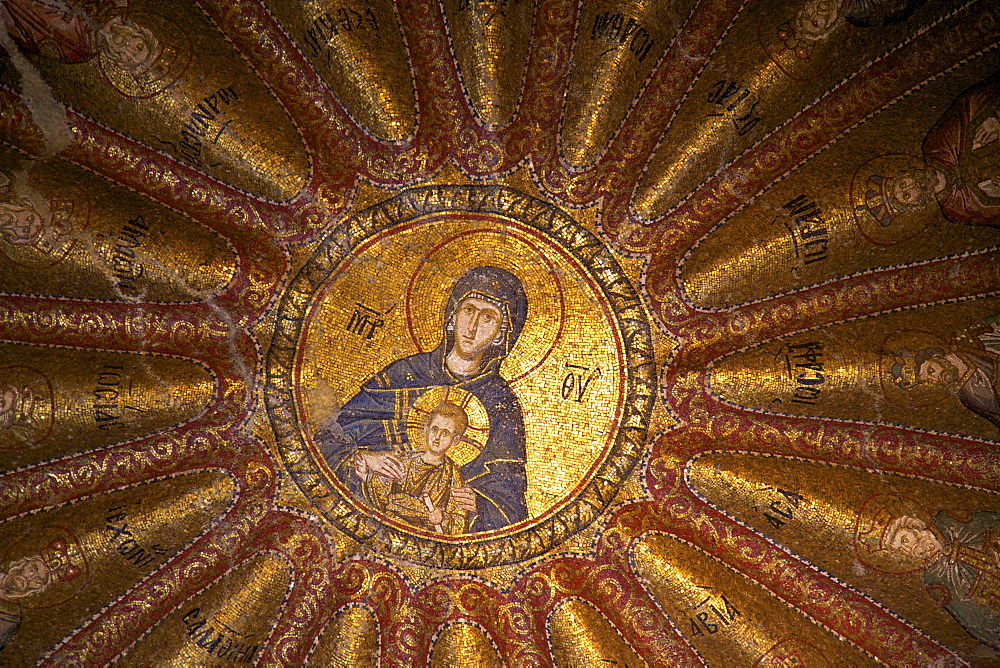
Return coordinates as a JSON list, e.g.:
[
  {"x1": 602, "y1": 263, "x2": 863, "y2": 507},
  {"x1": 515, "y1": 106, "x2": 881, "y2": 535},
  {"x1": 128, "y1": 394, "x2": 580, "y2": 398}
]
[{"x1": 265, "y1": 186, "x2": 655, "y2": 568}]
